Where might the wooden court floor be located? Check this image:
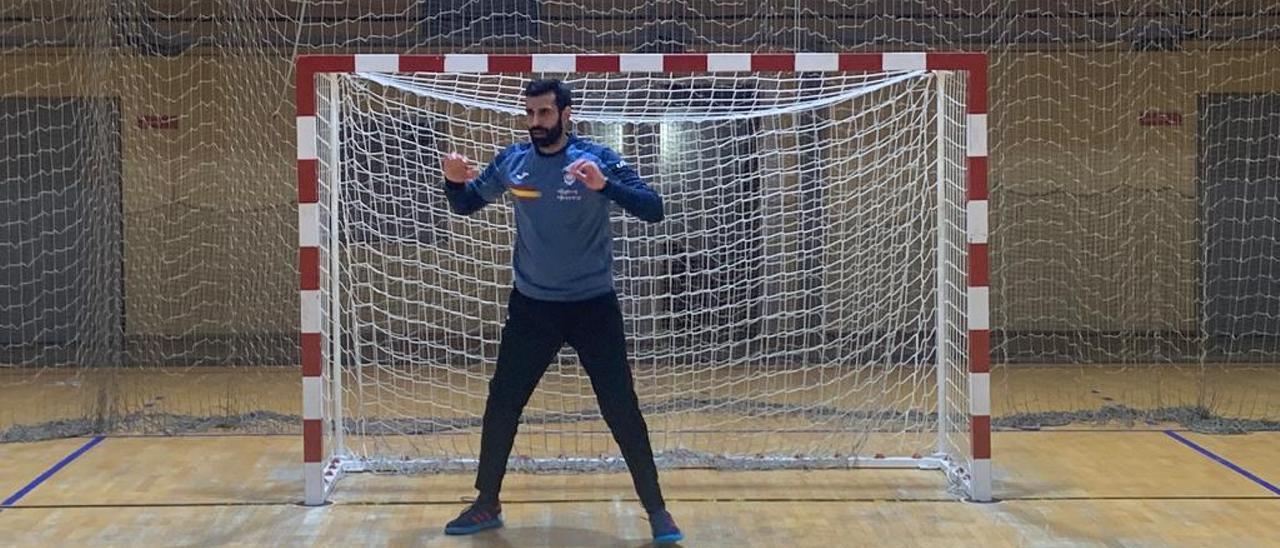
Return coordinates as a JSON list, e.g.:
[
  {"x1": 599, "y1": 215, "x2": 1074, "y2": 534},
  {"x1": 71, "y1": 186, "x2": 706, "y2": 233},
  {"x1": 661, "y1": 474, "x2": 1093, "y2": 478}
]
[{"x1": 1, "y1": 429, "x2": 1278, "y2": 546}]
